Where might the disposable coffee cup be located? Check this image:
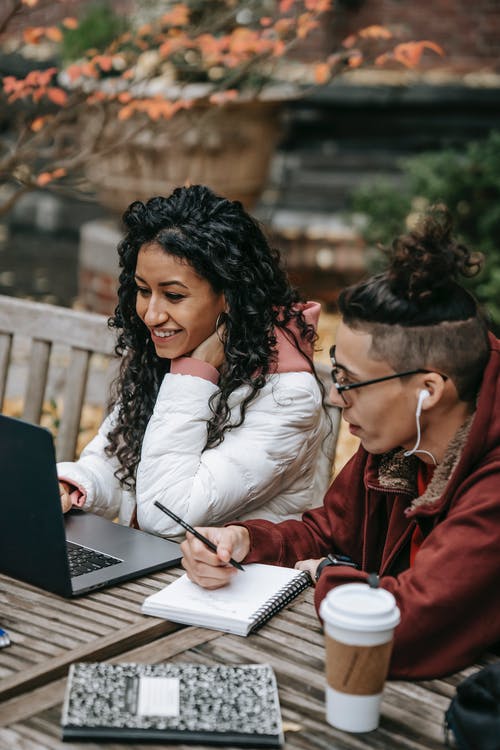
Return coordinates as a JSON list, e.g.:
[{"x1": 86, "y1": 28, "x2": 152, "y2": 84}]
[{"x1": 319, "y1": 583, "x2": 400, "y2": 733}]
